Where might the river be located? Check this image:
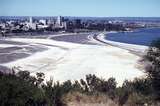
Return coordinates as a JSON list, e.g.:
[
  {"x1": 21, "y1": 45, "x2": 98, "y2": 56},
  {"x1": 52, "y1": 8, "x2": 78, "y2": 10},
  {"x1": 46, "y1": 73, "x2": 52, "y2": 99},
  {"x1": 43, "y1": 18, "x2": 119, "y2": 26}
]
[{"x1": 105, "y1": 28, "x2": 160, "y2": 46}]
